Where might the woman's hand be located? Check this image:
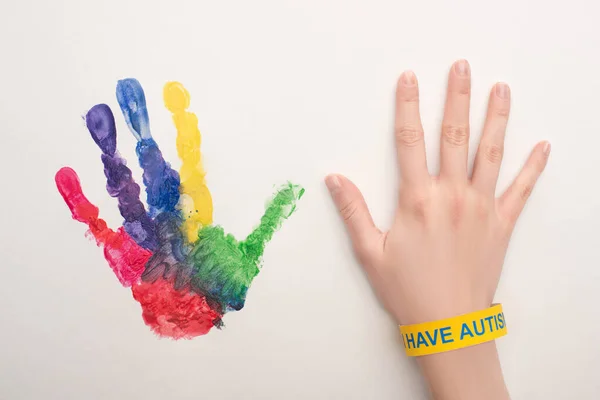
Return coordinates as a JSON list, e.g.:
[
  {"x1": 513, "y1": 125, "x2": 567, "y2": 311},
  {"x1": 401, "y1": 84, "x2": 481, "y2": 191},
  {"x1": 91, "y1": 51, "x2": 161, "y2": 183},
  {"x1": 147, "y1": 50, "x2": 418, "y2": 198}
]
[
  {"x1": 326, "y1": 60, "x2": 549, "y2": 399},
  {"x1": 326, "y1": 59, "x2": 549, "y2": 326}
]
